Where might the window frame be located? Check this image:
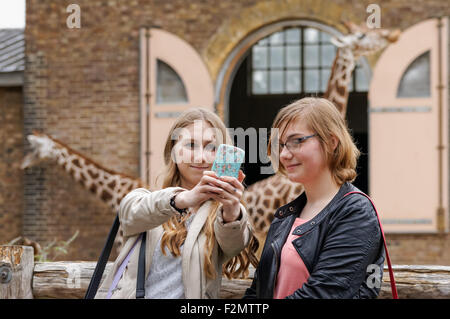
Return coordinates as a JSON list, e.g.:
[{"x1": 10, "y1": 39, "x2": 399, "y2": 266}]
[{"x1": 248, "y1": 26, "x2": 368, "y2": 96}]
